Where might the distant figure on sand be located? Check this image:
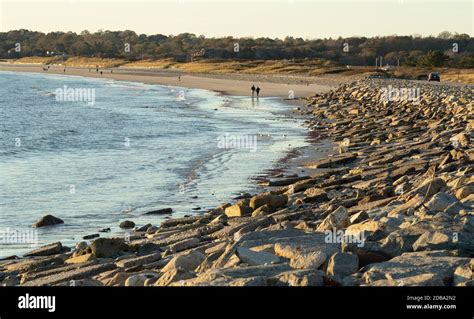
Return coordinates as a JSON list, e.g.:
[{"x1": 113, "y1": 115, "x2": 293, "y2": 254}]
[
  {"x1": 256, "y1": 87, "x2": 261, "y2": 97},
  {"x1": 178, "y1": 75, "x2": 181, "y2": 81},
  {"x1": 63, "y1": 68, "x2": 66, "y2": 73},
  {"x1": 100, "y1": 71, "x2": 103, "y2": 76},
  {"x1": 251, "y1": 85, "x2": 256, "y2": 97}
]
